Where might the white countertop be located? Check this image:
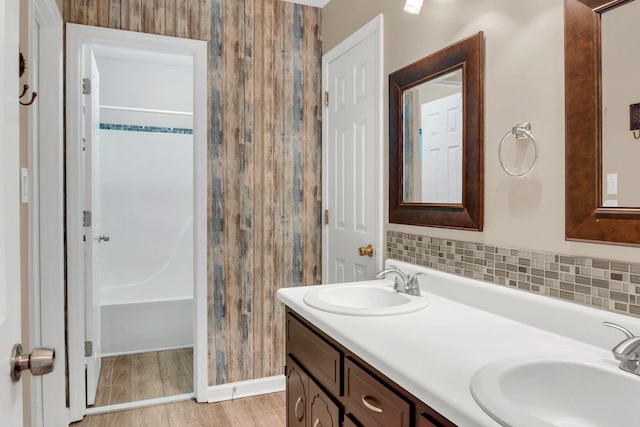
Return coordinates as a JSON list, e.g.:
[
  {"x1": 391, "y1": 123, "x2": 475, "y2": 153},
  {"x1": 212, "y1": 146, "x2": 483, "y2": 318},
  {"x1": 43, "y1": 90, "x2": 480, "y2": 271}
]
[{"x1": 276, "y1": 260, "x2": 640, "y2": 426}]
